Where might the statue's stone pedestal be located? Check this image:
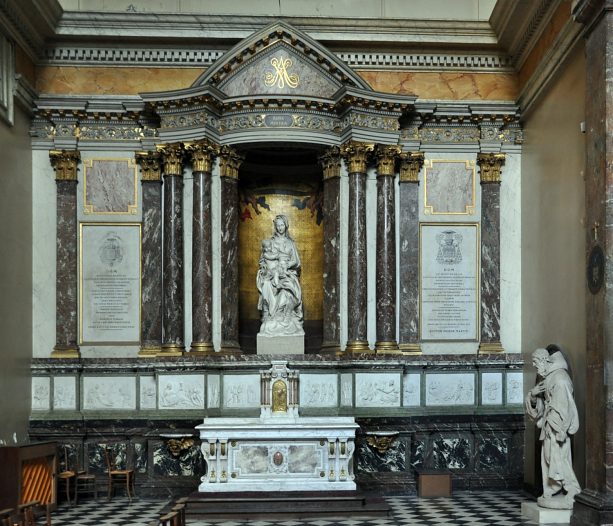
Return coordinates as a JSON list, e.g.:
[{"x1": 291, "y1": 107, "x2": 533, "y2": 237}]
[
  {"x1": 257, "y1": 333, "x2": 304, "y2": 355},
  {"x1": 521, "y1": 501, "x2": 572, "y2": 524}
]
